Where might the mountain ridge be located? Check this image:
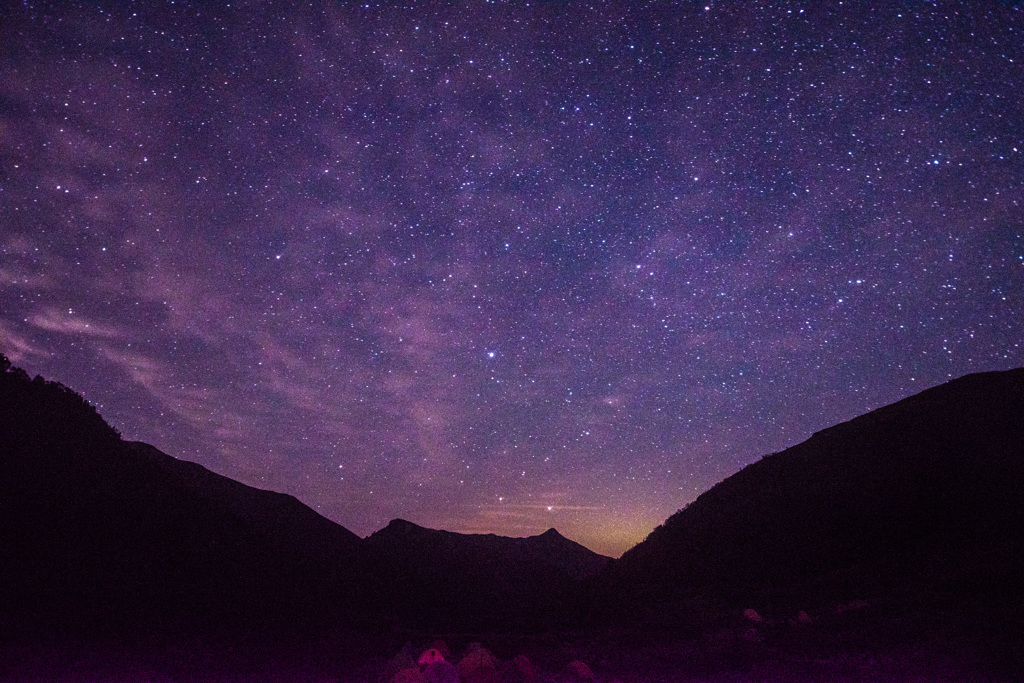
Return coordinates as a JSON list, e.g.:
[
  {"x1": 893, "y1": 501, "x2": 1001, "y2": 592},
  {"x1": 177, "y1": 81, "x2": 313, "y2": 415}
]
[
  {"x1": 598, "y1": 367, "x2": 1024, "y2": 626},
  {"x1": 0, "y1": 351, "x2": 603, "y2": 638},
  {"x1": 368, "y1": 517, "x2": 611, "y2": 580},
  {"x1": 361, "y1": 516, "x2": 606, "y2": 630},
  {"x1": 4, "y1": 350, "x2": 1023, "y2": 676}
]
